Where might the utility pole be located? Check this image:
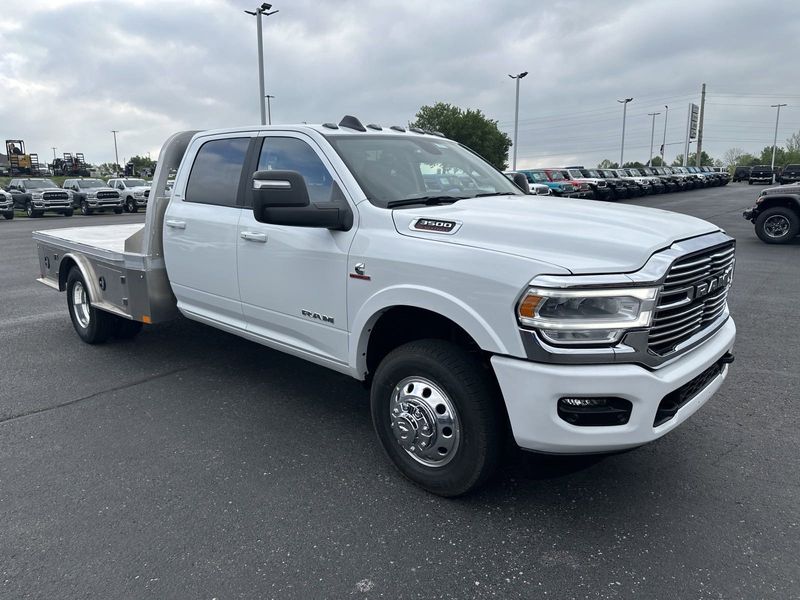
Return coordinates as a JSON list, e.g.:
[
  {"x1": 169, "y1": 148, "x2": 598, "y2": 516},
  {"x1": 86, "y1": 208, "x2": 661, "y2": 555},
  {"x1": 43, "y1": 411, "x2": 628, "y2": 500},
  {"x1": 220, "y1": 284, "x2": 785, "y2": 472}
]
[
  {"x1": 245, "y1": 4, "x2": 279, "y2": 126},
  {"x1": 51, "y1": 147, "x2": 57, "y2": 160},
  {"x1": 111, "y1": 130, "x2": 119, "y2": 167},
  {"x1": 617, "y1": 98, "x2": 633, "y2": 166},
  {"x1": 508, "y1": 72, "x2": 528, "y2": 171},
  {"x1": 265, "y1": 94, "x2": 275, "y2": 125},
  {"x1": 661, "y1": 105, "x2": 669, "y2": 165},
  {"x1": 695, "y1": 83, "x2": 706, "y2": 167},
  {"x1": 771, "y1": 103, "x2": 788, "y2": 182},
  {"x1": 648, "y1": 112, "x2": 661, "y2": 166}
]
